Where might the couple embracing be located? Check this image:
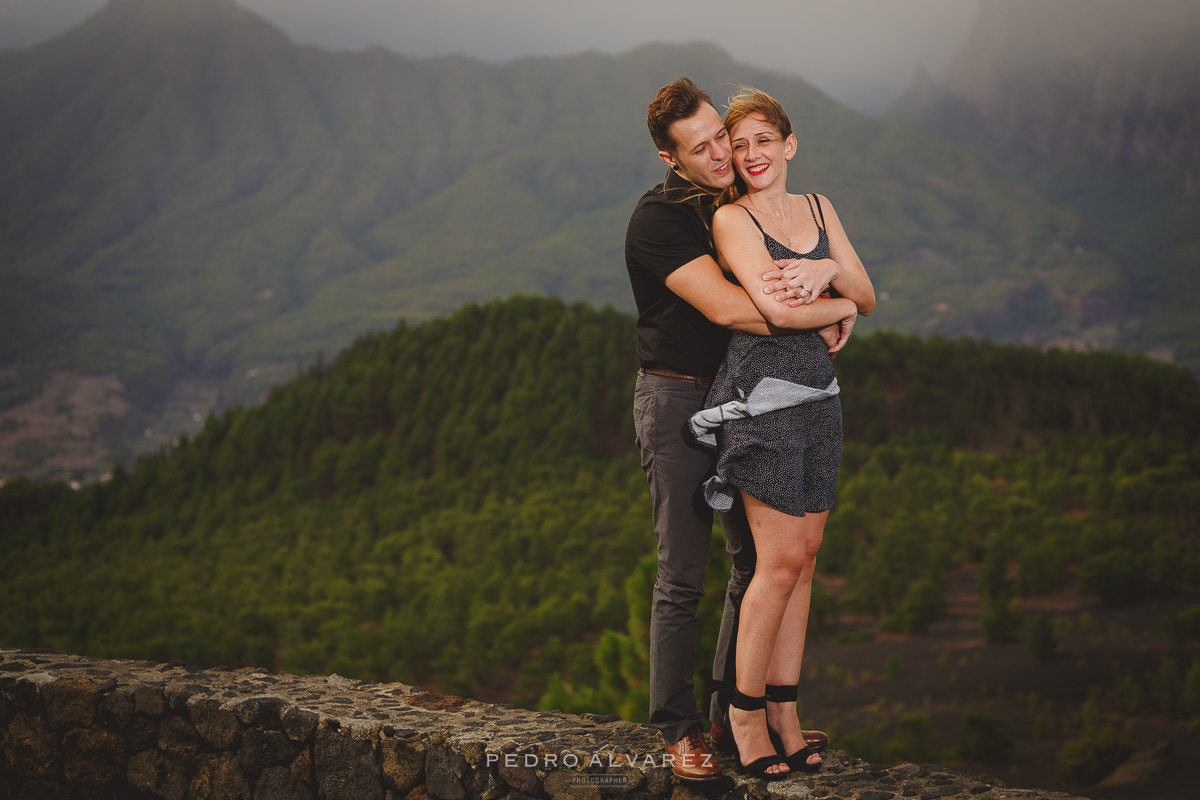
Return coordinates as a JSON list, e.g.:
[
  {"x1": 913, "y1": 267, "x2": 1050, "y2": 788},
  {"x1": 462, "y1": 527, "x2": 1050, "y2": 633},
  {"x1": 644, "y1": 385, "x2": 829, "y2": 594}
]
[{"x1": 625, "y1": 78, "x2": 875, "y2": 780}]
